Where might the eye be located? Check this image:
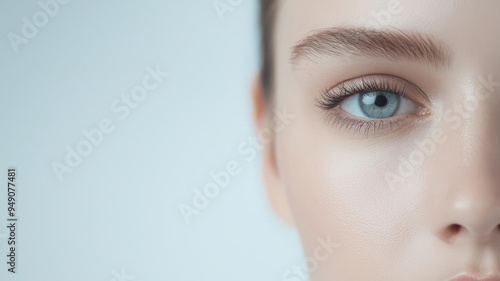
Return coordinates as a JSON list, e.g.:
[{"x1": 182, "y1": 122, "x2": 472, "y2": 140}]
[
  {"x1": 316, "y1": 75, "x2": 431, "y2": 135},
  {"x1": 340, "y1": 91, "x2": 418, "y2": 119}
]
